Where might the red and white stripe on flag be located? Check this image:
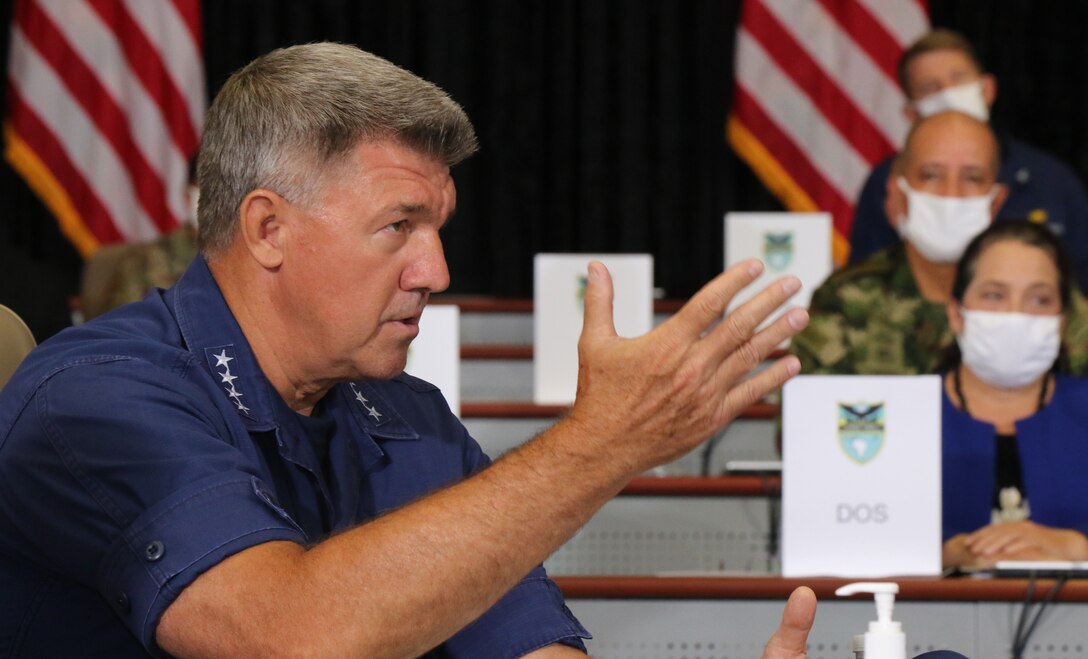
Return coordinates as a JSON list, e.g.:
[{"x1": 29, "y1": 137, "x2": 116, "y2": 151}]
[
  {"x1": 728, "y1": 0, "x2": 929, "y2": 265},
  {"x1": 4, "y1": 0, "x2": 204, "y2": 258}
]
